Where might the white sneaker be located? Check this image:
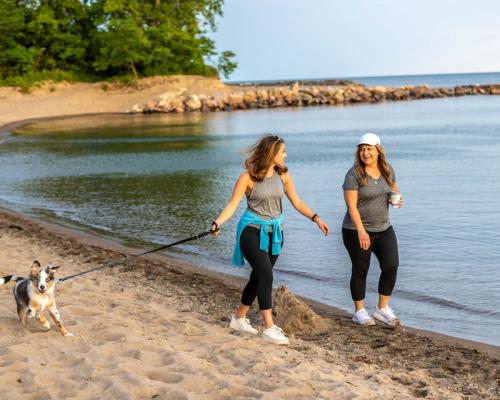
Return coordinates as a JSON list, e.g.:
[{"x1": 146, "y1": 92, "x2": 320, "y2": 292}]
[
  {"x1": 352, "y1": 308, "x2": 376, "y2": 326},
  {"x1": 373, "y1": 306, "x2": 400, "y2": 327},
  {"x1": 262, "y1": 325, "x2": 289, "y2": 345},
  {"x1": 229, "y1": 314, "x2": 258, "y2": 335}
]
